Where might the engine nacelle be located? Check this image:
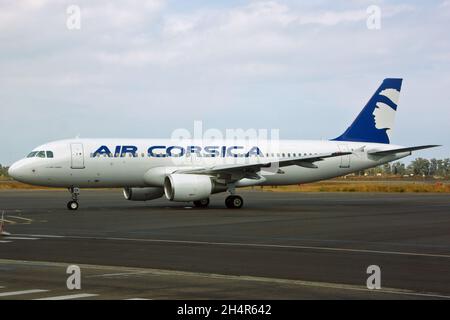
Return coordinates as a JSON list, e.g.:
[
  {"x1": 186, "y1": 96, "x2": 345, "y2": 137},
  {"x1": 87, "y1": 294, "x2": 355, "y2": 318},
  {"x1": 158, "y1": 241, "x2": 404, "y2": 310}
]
[
  {"x1": 164, "y1": 174, "x2": 212, "y2": 202},
  {"x1": 123, "y1": 187, "x2": 164, "y2": 201}
]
